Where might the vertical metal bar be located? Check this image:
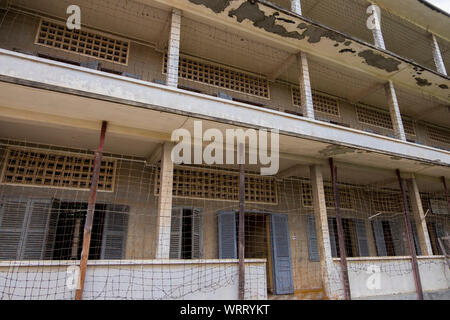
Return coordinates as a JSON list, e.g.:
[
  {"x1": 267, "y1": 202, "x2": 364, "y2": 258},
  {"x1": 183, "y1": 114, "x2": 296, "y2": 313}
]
[
  {"x1": 238, "y1": 143, "x2": 245, "y2": 300},
  {"x1": 442, "y1": 177, "x2": 450, "y2": 214},
  {"x1": 75, "y1": 121, "x2": 108, "y2": 300},
  {"x1": 329, "y1": 158, "x2": 351, "y2": 300},
  {"x1": 396, "y1": 169, "x2": 423, "y2": 300}
]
